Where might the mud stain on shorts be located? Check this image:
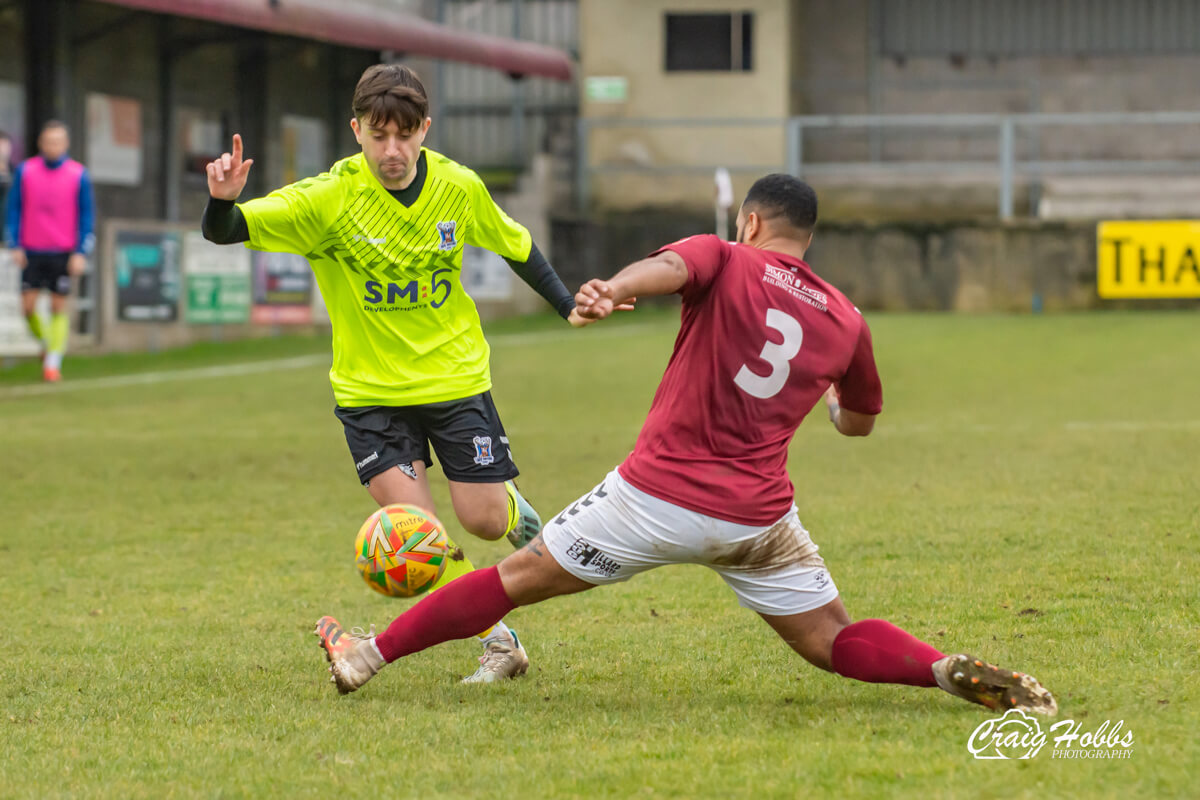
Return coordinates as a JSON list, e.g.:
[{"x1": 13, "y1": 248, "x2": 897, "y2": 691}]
[{"x1": 704, "y1": 517, "x2": 824, "y2": 572}]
